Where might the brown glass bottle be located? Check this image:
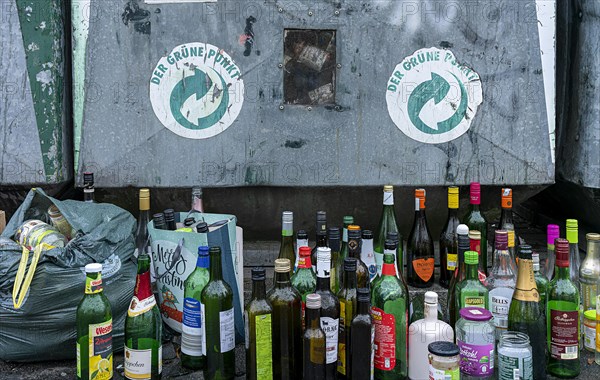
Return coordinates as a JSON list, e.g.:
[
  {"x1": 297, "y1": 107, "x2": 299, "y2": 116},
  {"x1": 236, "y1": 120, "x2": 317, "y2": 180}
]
[
  {"x1": 407, "y1": 189, "x2": 435, "y2": 288},
  {"x1": 303, "y1": 294, "x2": 326, "y2": 380}
]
